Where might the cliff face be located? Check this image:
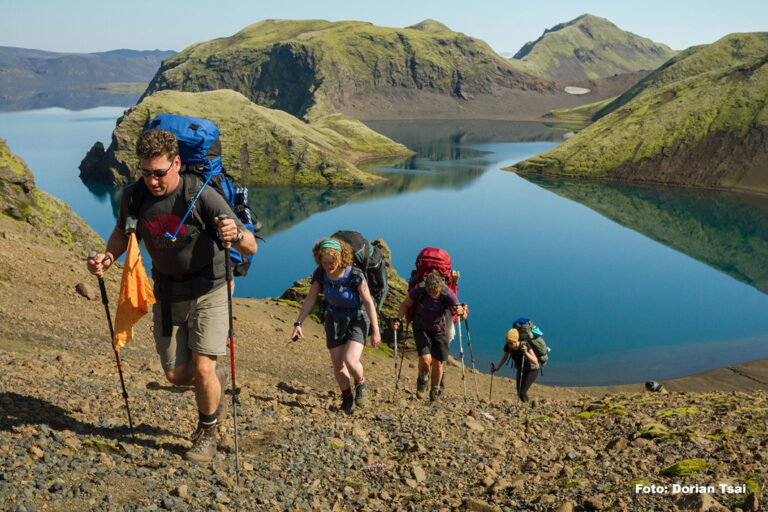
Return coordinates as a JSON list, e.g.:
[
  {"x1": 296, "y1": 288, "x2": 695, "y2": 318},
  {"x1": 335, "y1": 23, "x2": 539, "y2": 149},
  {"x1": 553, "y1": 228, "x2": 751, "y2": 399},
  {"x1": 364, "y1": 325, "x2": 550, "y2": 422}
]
[
  {"x1": 139, "y1": 19, "x2": 560, "y2": 121},
  {"x1": 510, "y1": 33, "x2": 768, "y2": 195},
  {"x1": 0, "y1": 138, "x2": 102, "y2": 250},
  {"x1": 510, "y1": 14, "x2": 677, "y2": 80},
  {"x1": 78, "y1": 89, "x2": 412, "y2": 187}
]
